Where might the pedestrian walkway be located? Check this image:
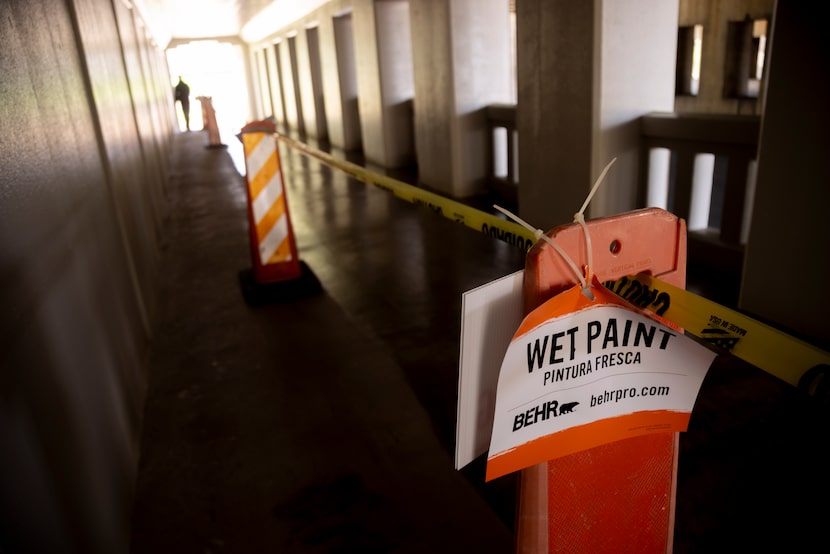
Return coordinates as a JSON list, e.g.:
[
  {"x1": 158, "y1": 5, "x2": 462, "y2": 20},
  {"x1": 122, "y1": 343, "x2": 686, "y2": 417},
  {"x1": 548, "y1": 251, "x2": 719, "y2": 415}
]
[
  {"x1": 130, "y1": 130, "x2": 828, "y2": 553},
  {"x1": 128, "y1": 131, "x2": 520, "y2": 553}
]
